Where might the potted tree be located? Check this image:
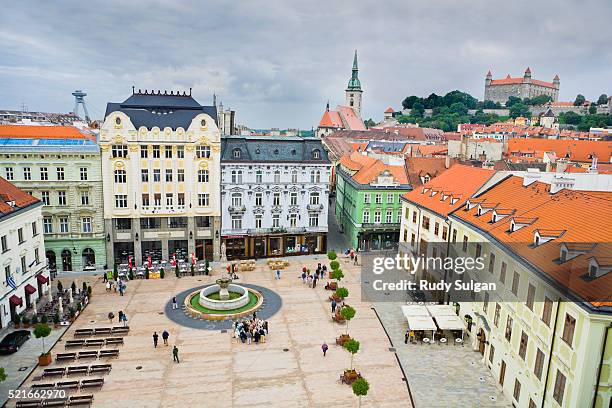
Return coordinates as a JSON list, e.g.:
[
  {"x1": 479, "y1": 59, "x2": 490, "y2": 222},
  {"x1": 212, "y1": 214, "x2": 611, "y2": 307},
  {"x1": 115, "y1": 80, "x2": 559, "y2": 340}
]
[
  {"x1": 31, "y1": 314, "x2": 39, "y2": 325},
  {"x1": 12, "y1": 313, "x2": 21, "y2": 328},
  {"x1": 190, "y1": 264, "x2": 195, "y2": 277},
  {"x1": 330, "y1": 260, "x2": 340, "y2": 271},
  {"x1": 77, "y1": 303, "x2": 82, "y2": 313},
  {"x1": 113, "y1": 264, "x2": 118, "y2": 282},
  {"x1": 340, "y1": 305, "x2": 356, "y2": 334},
  {"x1": 34, "y1": 323, "x2": 52, "y2": 366},
  {"x1": 327, "y1": 251, "x2": 337, "y2": 261},
  {"x1": 352, "y1": 377, "x2": 369, "y2": 407},
  {"x1": 0, "y1": 367, "x2": 6, "y2": 382},
  {"x1": 68, "y1": 307, "x2": 76, "y2": 322},
  {"x1": 71, "y1": 281, "x2": 77, "y2": 295},
  {"x1": 327, "y1": 269, "x2": 343, "y2": 291},
  {"x1": 87, "y1": 285, "x2": 92, "y2": 298},
  {"x1": 204, "y1": 260, "x2": 210, "y2": 275},
  {"x1": 145, "y1": 267, "x2": 150, "y2": 279},
  {"x1": 128, "y1": 268, "x2": 134, "y2": 280},
  {"x1": 82, "y1": 282, "x2": 87, "y2": 294},
  {"x1": 160, "y1": 267, "x2": 165, "y2": 279},
  {"x1": 53, "y1": 313, "x2": 60, "y2": 328},
  {"x1": 21, "y1": 315, "x2": 30, "y2": 328},
  {"x1": 41, "y1": 315, "x2": 48, "y2": 324},
  {"x1": 334, "y1": 287, "x2": 349, "y2": 302},
  {"x1": 342, "y1": 338, "x2": 360, "y2": 383}
]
